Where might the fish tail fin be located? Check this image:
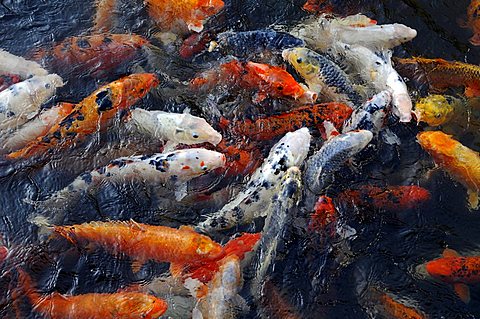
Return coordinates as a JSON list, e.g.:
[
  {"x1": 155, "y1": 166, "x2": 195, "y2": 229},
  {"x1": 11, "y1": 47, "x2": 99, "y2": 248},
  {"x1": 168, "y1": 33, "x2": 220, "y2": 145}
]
[
  {"x1": 454, "y1": 283, "x2": 471, "y2": 303},
  {"x1": 92, "y1": 0, "x2": 116, "y2": 33},
  {"x1": 15, "y1": 268, "x2": 42, "y2": 307},
  {"x1": 467, "y1": 189, "x2": 479, "y2": 210},
  {"x1": 469, "y1": 34, "x2": 480, "y2": 46}
]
